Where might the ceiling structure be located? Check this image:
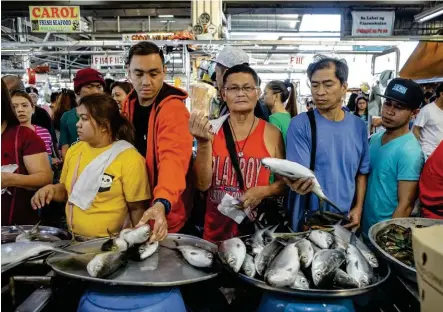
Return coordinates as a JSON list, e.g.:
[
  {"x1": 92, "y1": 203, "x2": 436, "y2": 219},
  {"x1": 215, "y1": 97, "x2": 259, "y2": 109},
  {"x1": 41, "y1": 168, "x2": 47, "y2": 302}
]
[{"x1": 1, "y1": 0, "x2": 443, "y2": 76}]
